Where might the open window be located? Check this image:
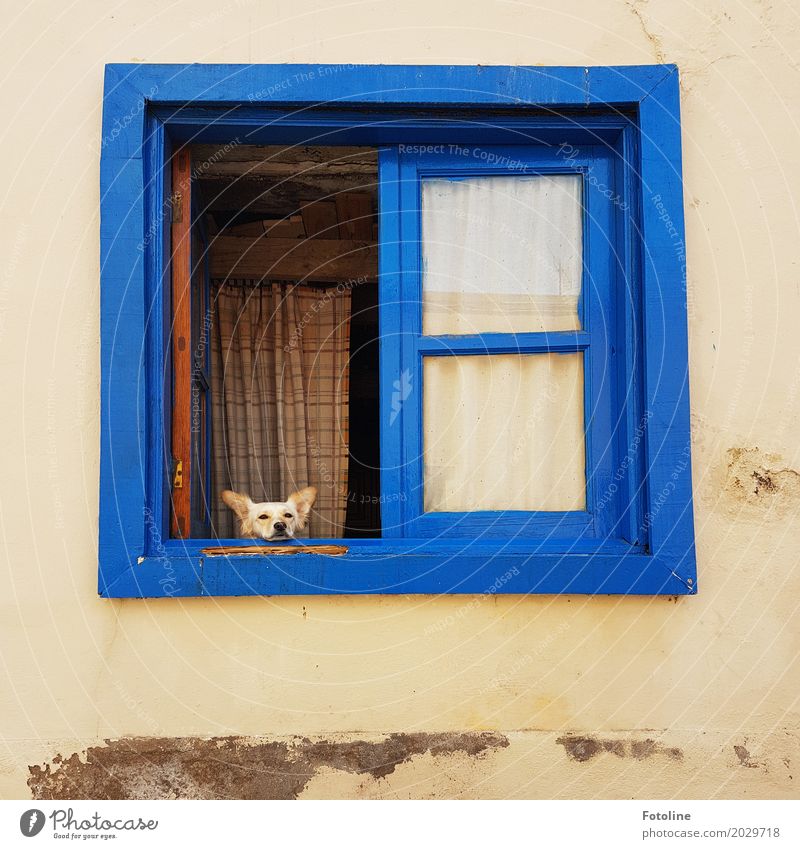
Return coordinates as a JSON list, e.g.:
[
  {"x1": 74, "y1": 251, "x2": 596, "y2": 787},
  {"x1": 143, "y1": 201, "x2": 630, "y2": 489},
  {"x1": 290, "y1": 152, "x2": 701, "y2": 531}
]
[
  {"x1": 170, "y1": 145, "x2": 380, "y2": 541},
  {"x1": 170, "y1": 142, "x2": 624, "y2": 545},
  {"x1": 99, "y1": 63, "x2": 695, "y2": 597}
]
